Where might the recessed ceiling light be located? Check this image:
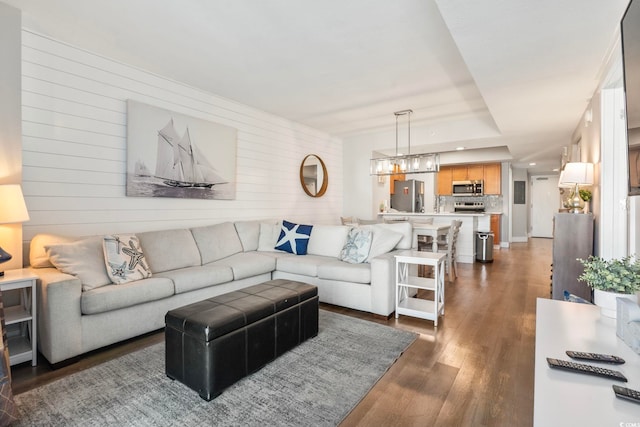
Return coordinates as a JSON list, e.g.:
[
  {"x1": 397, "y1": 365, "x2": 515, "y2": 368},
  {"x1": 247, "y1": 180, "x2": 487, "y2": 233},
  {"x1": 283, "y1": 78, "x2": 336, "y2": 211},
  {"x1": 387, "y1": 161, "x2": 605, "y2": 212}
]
[
  {"x1": 552, "y1": 168, "x2": 559, "y2": 172},
  {"x1": 456, "y1": 147, "x2": 465, "y2": 151},
  {"x1": 529, "y1": 162, "x2": 537, "y2": 166}
]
